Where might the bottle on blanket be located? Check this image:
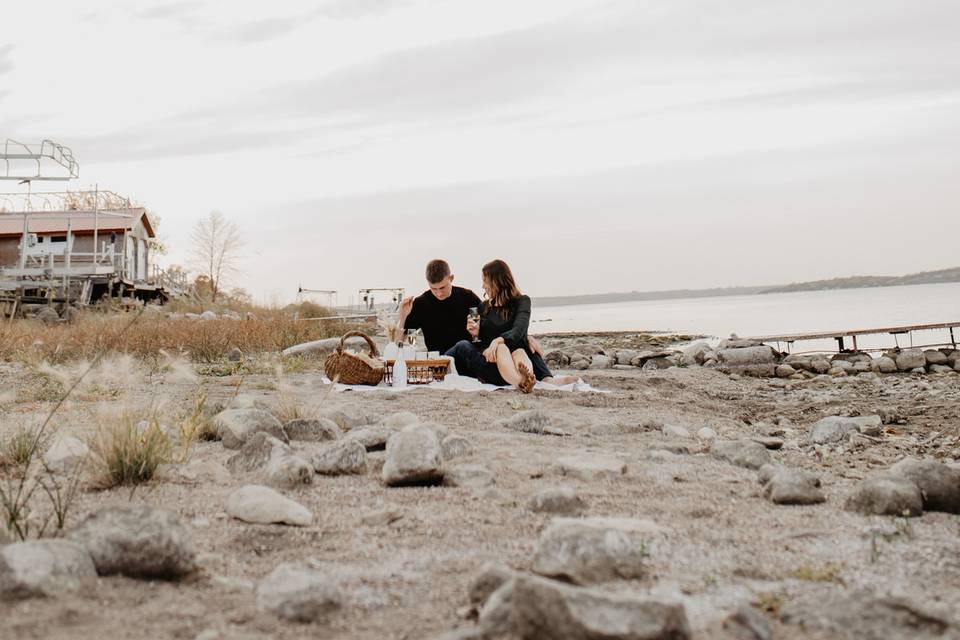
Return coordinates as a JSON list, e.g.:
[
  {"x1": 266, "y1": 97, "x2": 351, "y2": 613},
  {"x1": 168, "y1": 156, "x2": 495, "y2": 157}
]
[{"x1": 393, "y1": 345, "x2": 407, "y2": 388}]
